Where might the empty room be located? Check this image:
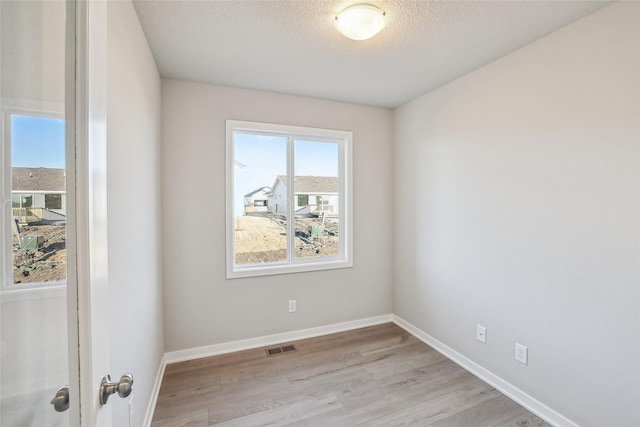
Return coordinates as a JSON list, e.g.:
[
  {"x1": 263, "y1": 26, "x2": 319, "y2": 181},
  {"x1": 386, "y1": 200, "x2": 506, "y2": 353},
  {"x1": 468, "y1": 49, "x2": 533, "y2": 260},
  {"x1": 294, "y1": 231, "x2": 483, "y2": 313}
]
[{"x1": 0, "y1": 1, "x2": 638, "y2": 426}]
